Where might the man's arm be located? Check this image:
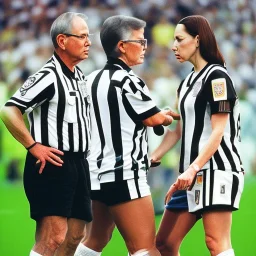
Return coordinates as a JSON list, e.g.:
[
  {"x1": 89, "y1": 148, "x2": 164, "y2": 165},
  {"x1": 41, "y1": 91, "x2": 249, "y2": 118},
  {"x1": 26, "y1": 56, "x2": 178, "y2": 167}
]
[
  {"x1": 142, "y1": 109, "x2": 176, "y2": 127},
  {"x1": 0, "y1": 106, "x2": 34, "y2": 148},
  {"x1": 0, "y1": 106, "x2": 64, "y2": 173}
]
